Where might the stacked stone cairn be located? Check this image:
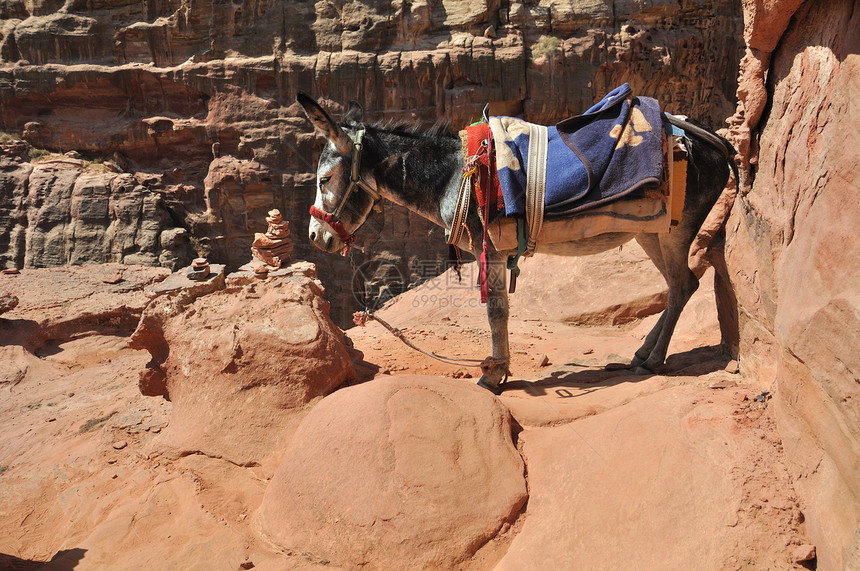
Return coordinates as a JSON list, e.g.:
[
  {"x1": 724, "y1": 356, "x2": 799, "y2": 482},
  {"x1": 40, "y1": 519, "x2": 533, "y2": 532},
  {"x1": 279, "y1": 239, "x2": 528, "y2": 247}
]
[
  {"x1": 186, "y1": 258, "x2": 211, "y2": 280},
  {"x1": 250, "y1": 209, "x2": 293, "y2": 275}
]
